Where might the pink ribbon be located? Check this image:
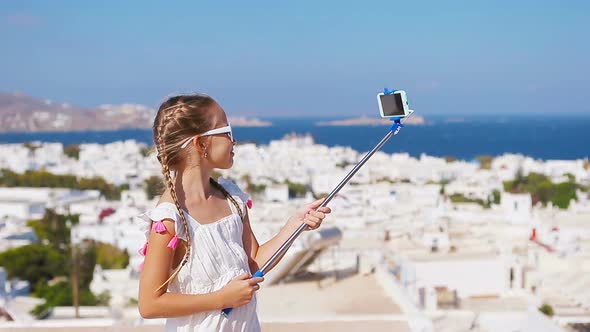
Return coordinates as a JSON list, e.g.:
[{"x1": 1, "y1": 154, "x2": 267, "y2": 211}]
[
  {"x1": 167, "y1": 235, "x2": 179, "y2": 249},
  {"x1": 152, "y1": 220, "x2": 167, "y2": 233},
  {"x1": 139, "y1": 242, "x2": 148, "y2": 256}
]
